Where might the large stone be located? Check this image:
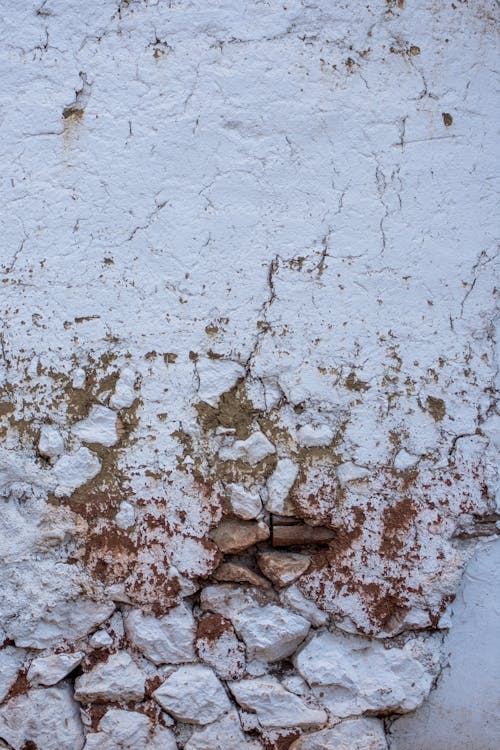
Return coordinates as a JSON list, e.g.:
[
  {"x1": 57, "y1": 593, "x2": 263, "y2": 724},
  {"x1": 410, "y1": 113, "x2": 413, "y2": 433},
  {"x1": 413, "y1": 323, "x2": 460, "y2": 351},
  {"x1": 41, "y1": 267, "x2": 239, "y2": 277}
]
[
  {"x1": 38, "y1": 424, "x2": 65, "y2": 458},
  {"x1": 210, "y1": 519, "x2": 269, "y2": 553},
  {"x1": 196, "y1": 613, "x2": 246, "y2": 680},
  {"x1": 228, "y1": 675, "x2": 327, "y2": 728},
  {"x1": 289, "y1": 718, "x2": 388, "y2": 750},
  {"x1": 279, "y1": 585, "x2": 329, "y2": 627},
  {"x1": 257, "y1": 551, "x2": 310, "y2": 588},
  {"x1": 0, "y1": 684, "x2": 84, "y2": 750},
  {"x1": 72, "y1": 405, "x2": 119, "y2": 447},
  {"x1": 228, "y1": 484, "x2": 262, "y2": 519},
  {"x1": 124, "y1": 603, "x2": 196, "y2": 664},
  {"x1": 27, "y1": 651, "x2": 84, "y2": 686},
  {"x1": 219, "y1": 432, "x2": 276, "y2": 464},
  {"x1": 83, "y1": 709, "x2": 177, "y2": 750},
  {"x1": 74, "y1": 652, "x2": 145, "y2": 703},
  {"x1": 185, "y1": 709, "x2": 262, "y2": 750},
  {"x1": 265, "y1": 458, "x2": 299, "y2": 514},
  {"x1": 9, "y1": 599, "x2": 115, "y2": 649},
  {"x1": 213, "y1": 561, "x2": 270, "y2": 588},
  {"x1": 295, "y1": 631, "x2": 436, "y2": 715},
  {"x1": 152, "y1": 664, "x2": 231, "y2": 724},
  {"x1": 201, "y1": 584, "x2": 310, "y2": 662}
]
